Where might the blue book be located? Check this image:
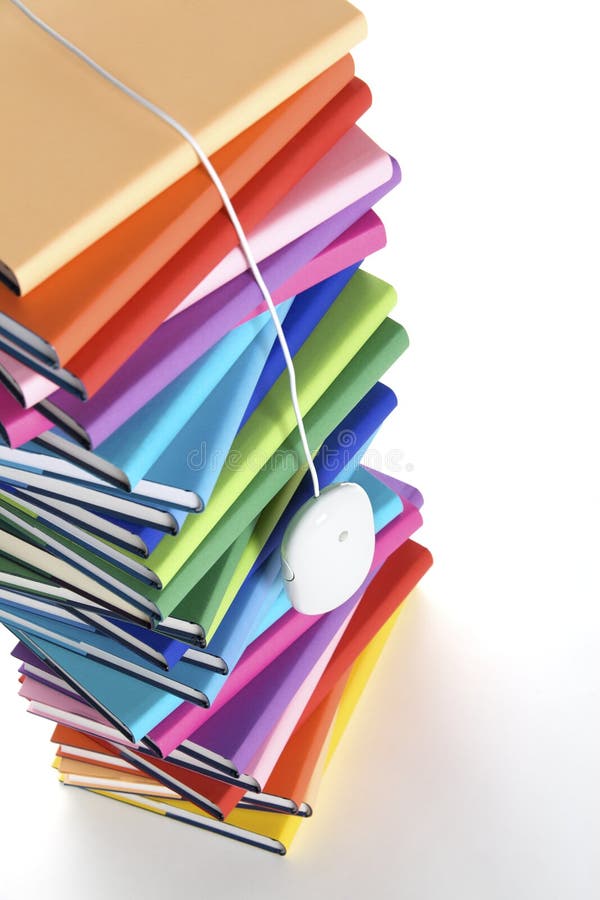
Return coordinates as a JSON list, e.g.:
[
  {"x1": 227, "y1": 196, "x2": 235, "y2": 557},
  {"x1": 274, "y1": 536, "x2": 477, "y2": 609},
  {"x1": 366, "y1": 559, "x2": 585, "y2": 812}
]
[
  {"x1": 94, "y1": 304, "x2": 286, "y2": 489},
  {"x1": 83, "y1": 512, "x2": 168, "y2": 556},
  {"x1": 240, "y1": 262, "x2": 360, "y2": 427},
  {"x1": 0, "y1": 583, "x2": 188, "y2": 670},
  {"x1": 251, "y1": 381, "x2": 398, "y2": 575},
  {"x1": 112, "y1": 619, "x2": 188, "y2": 668}
]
